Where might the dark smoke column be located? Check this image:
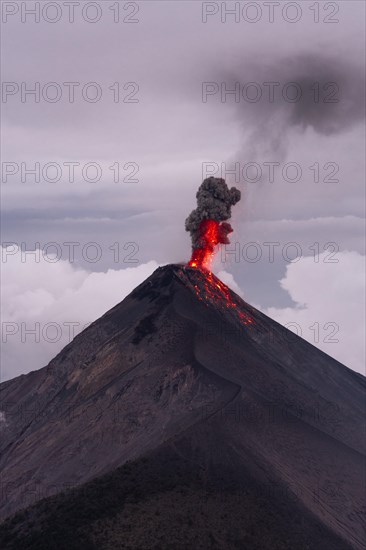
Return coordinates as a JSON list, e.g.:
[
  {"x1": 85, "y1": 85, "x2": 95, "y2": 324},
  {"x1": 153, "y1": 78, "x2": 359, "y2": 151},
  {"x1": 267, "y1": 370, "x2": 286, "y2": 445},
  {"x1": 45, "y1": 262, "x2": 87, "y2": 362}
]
[{"x1": 185, "y1": 177, "x2": 241, "y2": 270}]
